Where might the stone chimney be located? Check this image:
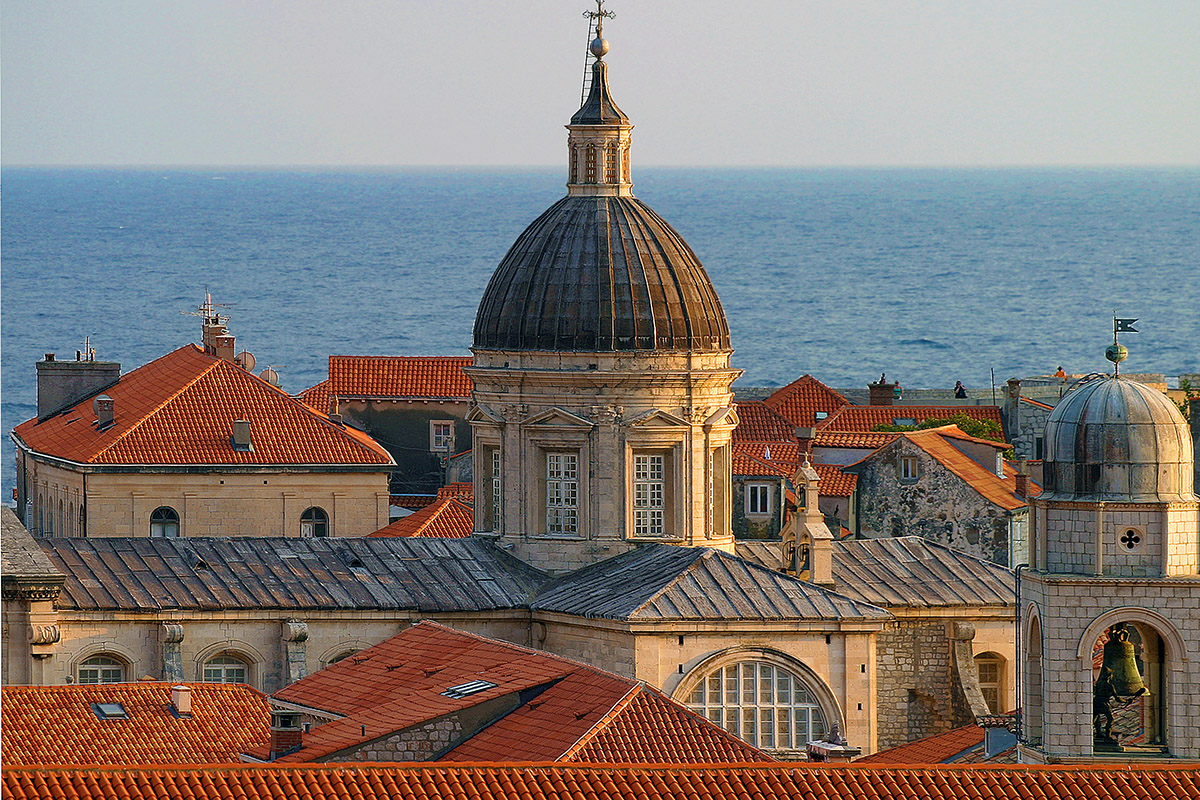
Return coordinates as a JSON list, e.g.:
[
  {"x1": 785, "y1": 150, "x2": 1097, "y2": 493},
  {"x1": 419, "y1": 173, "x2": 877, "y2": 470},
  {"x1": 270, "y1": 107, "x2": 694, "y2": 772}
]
[
  {"x1": 170, "y1": 685, "x2": 192, "y2": 717},
  {"x1": 270, "y1": 710, "x2": 304, "y2": 759},
  {"x1": 1190, "y1": 397, "x2": 1200, "y2": 497},
  {"x1": 93, "y1": 395, "x2": 115, "y2": 429},
  {"x1": 1004, "y1": 378, "x2": 1021, "y2": 435},
  {"x1": 36, "y1": 352, "x2": 121, "y2": 419},
  {"x1": 1015, "y1": 459, "x2": 1030, "y2": 500},
  {"x1": 868, "y1": 374, "x2": 894, "y2": 406}
]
